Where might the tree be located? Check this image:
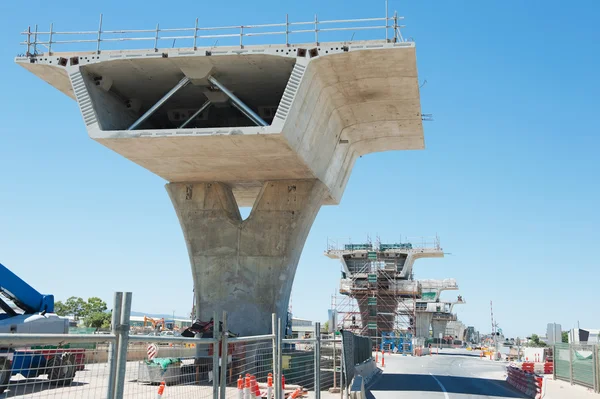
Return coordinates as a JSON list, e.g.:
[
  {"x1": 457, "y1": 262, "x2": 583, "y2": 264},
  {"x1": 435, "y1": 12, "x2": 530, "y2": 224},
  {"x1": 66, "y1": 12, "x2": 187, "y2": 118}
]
[
  {"x1": 64, "y1": 297, "x2": 86, "y2": 320},
  {"x1": 562, "y1": 331, "x2": 569, "y2": 343},
  {"x1": 84, "y1": 297, "x2": 107, "y2": 316},
  {"x1": 54, "y1": 301, "x2": 68, "y2": 316},
  {"x1": 323, "y1": 321, "x2": 329, "y2": 333},
  {"x1": 84, "y1": 312, "x2": 112, "y2": 329},
  {"x1": 528, "y1": 334, "x2": 547, "y2": 347}
]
